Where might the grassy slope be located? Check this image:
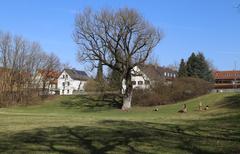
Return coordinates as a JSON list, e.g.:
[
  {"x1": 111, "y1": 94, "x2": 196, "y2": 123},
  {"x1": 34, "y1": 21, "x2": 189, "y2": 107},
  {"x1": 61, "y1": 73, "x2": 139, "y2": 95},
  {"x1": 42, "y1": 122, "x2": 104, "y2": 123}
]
[{"x1": 0, "y1": 93, "x2": 239, "y2": 154}]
